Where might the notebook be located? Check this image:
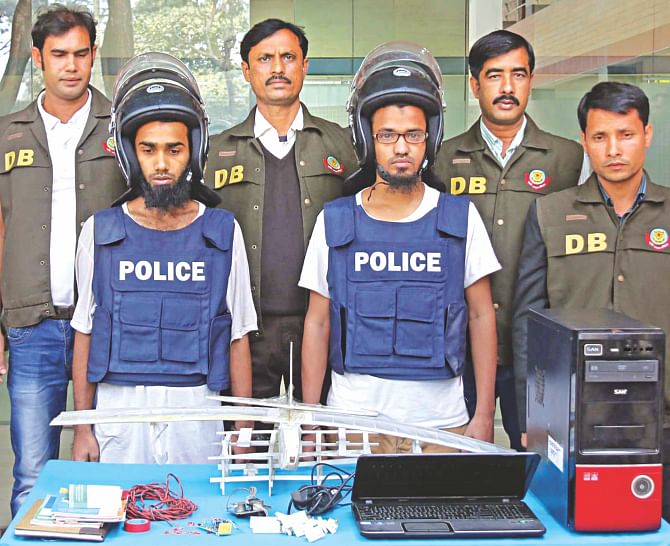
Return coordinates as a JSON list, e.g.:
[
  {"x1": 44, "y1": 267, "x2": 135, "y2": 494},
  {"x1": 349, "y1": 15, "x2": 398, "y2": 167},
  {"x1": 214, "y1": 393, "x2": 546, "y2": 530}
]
[
  {"x1": 351, "y1": 452, "x2": 546, "y2": 539},
  {"x1": 14, "y1": 499, "x2": 110, "y2": 542}
]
